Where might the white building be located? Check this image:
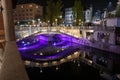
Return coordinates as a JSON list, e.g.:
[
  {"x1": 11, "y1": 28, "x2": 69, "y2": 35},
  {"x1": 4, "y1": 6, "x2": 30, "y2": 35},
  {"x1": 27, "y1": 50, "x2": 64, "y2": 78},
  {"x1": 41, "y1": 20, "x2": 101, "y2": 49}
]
[{"x1": 84, "y1": 6, "x2": 93, "y2": 23}]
